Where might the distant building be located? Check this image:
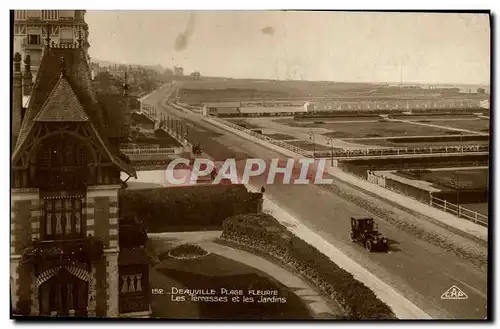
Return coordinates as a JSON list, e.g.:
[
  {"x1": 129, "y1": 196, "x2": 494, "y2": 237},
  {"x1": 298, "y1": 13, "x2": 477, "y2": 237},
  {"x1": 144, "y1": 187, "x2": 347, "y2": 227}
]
[
  {"x1": 202, "y1": 101, "x2": 311, "y2": 116},
  {"x1": 13, "y1": 10, "x2": 90, "y2": 78},
  {"x1": 173, "y1": 66, "x2": 184, "y2": 76},
  {"x1": 202, "y1": 102, "x2": 241, "y2": 116},
  {"x1": 190, "y1": 72, "x2": 201, "y2": 80},
  {"x1": 480, "y1": 99, "x2": 490, "y2": 109}
]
